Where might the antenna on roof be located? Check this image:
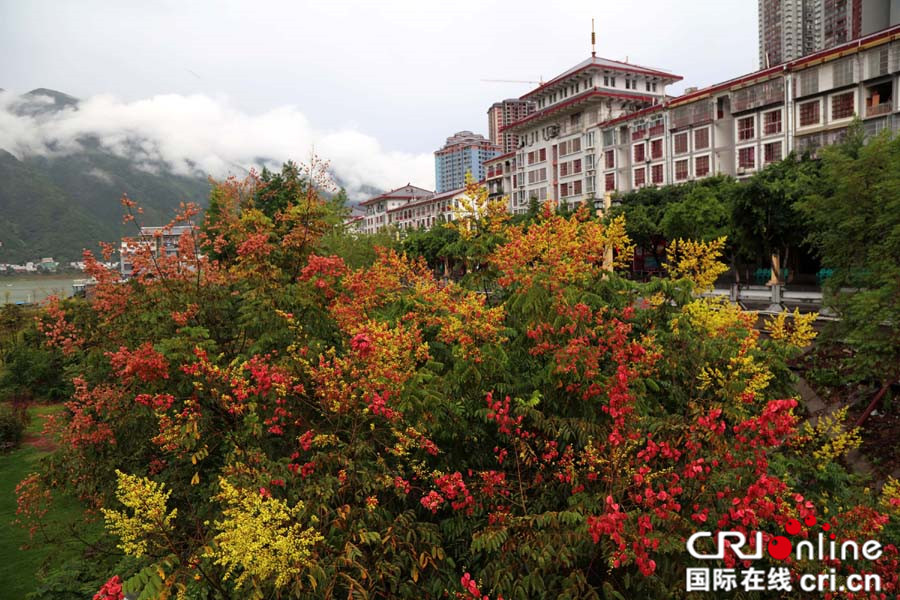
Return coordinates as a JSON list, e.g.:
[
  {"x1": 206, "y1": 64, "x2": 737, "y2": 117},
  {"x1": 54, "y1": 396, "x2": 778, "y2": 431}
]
[{"x1": 591, "y1": 18, "x2": 596, "y2": 57}]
